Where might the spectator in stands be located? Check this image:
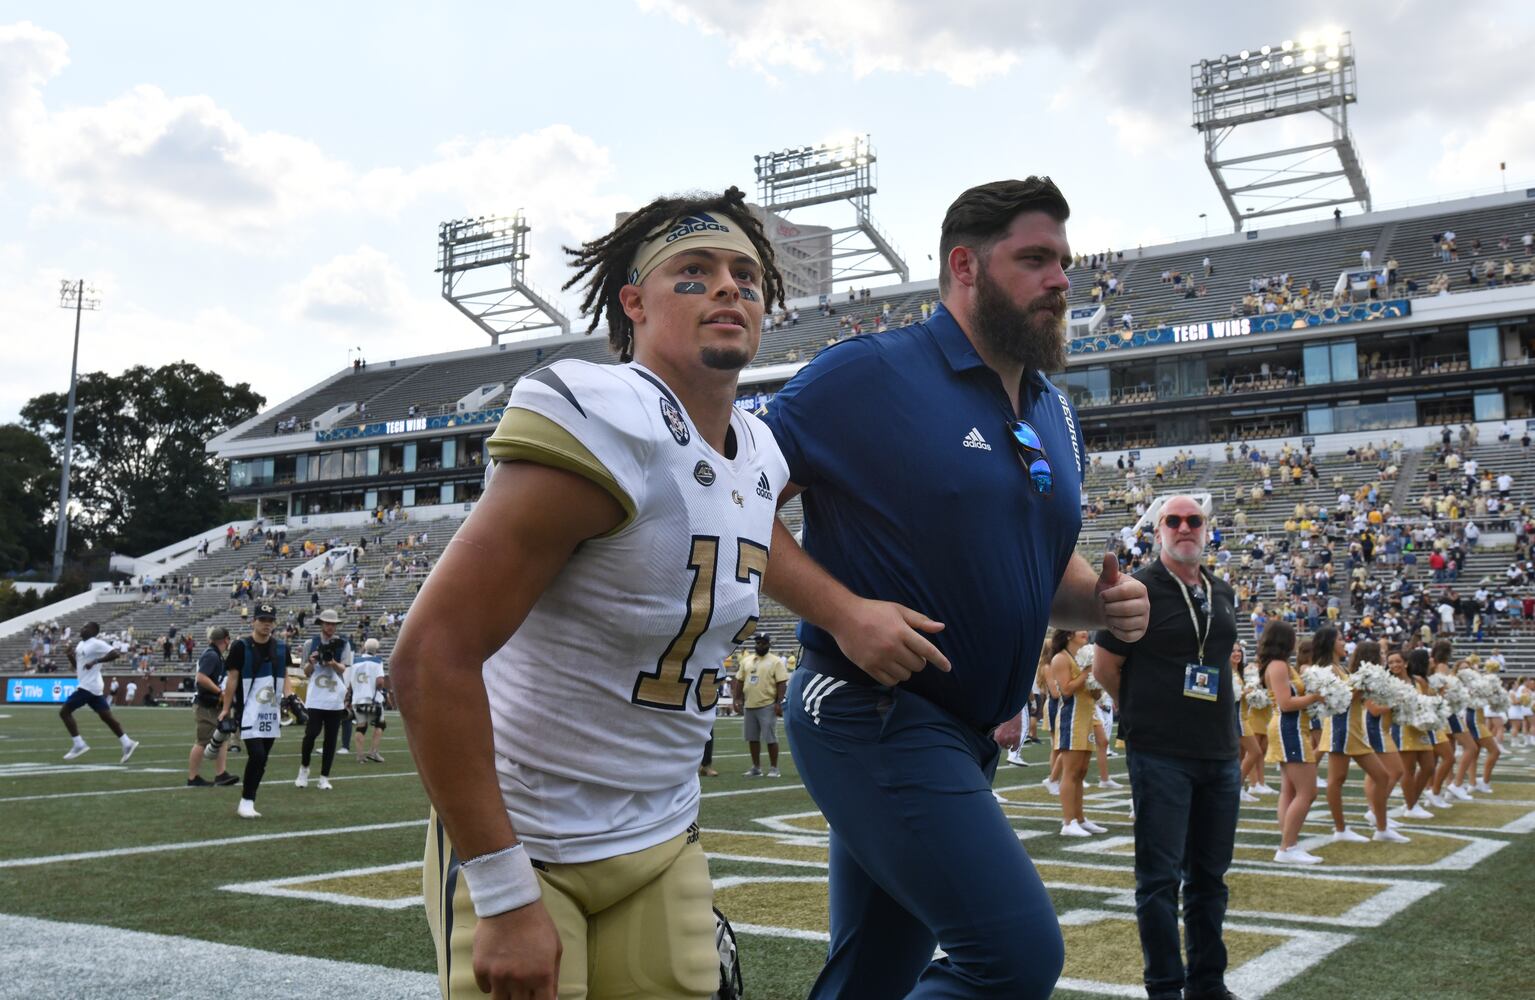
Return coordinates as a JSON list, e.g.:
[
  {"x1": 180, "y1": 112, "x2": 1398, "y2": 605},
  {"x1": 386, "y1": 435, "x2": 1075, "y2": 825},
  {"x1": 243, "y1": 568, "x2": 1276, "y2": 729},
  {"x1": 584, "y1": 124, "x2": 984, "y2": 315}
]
[{"x1": 188, "y1": 626, "x2": 239, "y2": 787}]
